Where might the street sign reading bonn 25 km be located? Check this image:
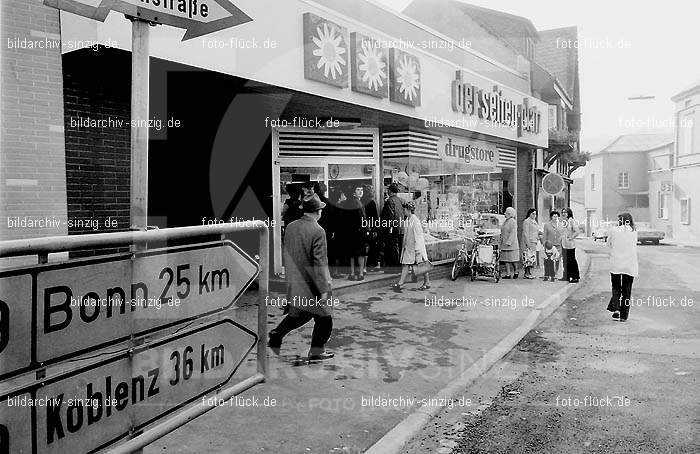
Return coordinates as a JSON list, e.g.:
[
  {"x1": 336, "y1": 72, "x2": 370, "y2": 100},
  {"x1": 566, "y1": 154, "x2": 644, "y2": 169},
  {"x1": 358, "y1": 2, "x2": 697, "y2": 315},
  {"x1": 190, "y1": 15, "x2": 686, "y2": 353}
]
[
  {"x1": 44, "y1": 0, "x2": 253, "y2": 40},
  {"x1": 0, "y1": 241, "x2": 259, "y2": 380},
  {"x1": 0, "y1": 318, "x2": 257, "y2": 454}
]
